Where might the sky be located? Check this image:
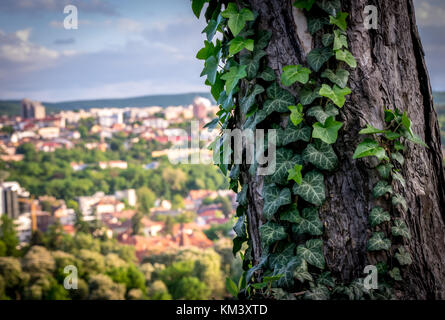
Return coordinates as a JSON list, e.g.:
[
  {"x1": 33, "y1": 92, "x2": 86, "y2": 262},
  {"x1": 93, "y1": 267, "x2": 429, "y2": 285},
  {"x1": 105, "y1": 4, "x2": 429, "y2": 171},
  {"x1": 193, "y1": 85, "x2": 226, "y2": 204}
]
[{"x1": 0, "y1": 0, "x2": 443, "y2": 102}]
